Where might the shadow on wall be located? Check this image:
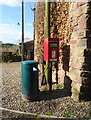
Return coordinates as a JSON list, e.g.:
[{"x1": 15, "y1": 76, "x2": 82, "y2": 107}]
[
  {"x1": 64, "y1": 75, "x2": 72, "y2": 95},
  {"x1": 62, "y1": 45, "x2": 70, "y2": 72},
  {"x1": 62, "y1": 45, "x2": 72, "y2": 95}
]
